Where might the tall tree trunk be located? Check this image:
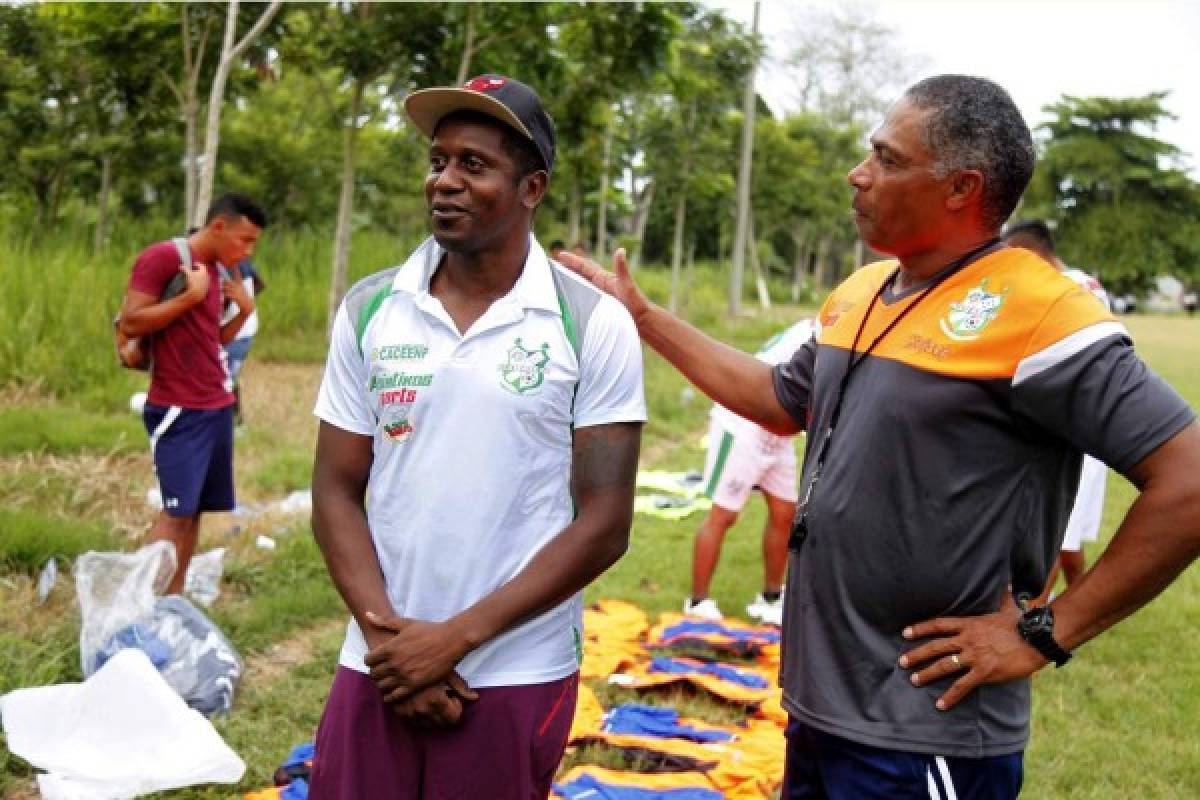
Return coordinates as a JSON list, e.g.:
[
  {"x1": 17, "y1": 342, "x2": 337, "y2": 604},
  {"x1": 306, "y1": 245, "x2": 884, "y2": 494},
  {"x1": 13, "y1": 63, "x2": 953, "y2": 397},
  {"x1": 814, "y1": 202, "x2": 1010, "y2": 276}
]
[
  {"x1": 456, "y1": 2, "x2": 479, "y2": 85},
  {"x1": 567, "y1": 172, "x2": 582, "y2": 249},
  {"x1": 594, "y1": 111, "x2": 614, "y2": 260},
  {"x1": 94, "y1": 155, "x2": 113, "y2": 252},
  {"x1": 48, "y1": 163, "x2": 68, "y2": 223},
  {"x1": 682, "y1": 237, "x2": 696, "y2": 318},
  {"x1": 32, "y1": 178, "x2": 51, "y2": 229},
  {"x1": 668, "y1": 191, "x2": 688, "y2": 314},
  {"x1": 729, "y1": 0, "x2": 761, "y2": 316},
  {"x1": 192, "y1": 0, "x2": 283, "y2": 228},
  {"x1": 748, "y1": 211, "x2": 771, "y2": 310},
  {"x1": 790, "y1": 225, "x2": 809, "y2": 302},
  {"x1": 813, "y1": 235, "x2": 831, "y2": 292},
  {"x1": 328, "y1": 80, "x2": 364, "y2": 333},
  {"x1": 192, "y1": 0, "x2": 242, "y2": 228},
  {"x1": 668, "y1": 130, "x2": 694, "y2": 314},
  {"x1": 179, "y1": 4, "x2": 206, "y2": 228},
  {"x1": 628, "y1": 180, "x2": 654, "y2": 272}
]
